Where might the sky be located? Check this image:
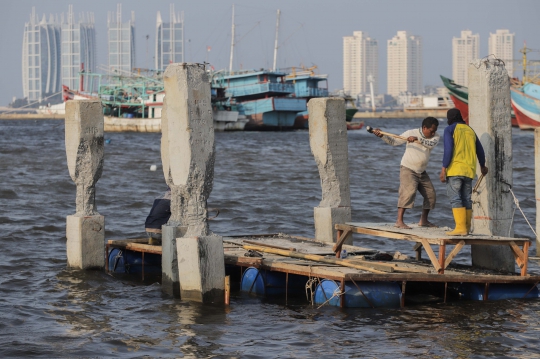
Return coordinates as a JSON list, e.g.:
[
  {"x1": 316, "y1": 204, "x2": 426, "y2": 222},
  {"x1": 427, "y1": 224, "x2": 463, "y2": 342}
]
[{"x1": 2, "y1": 0, "x2": 540, "y2": 106}]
